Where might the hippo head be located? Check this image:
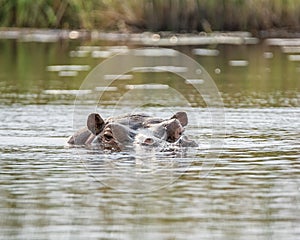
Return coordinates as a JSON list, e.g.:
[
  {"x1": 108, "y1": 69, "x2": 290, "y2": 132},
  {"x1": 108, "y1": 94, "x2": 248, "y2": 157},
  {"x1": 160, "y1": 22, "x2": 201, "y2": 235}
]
[
  {"x1": 87, "y1": 113, "x2": 134, "y2": 151},
  {"x1": 86, "y1": 111, "x2": 195, "y2": 151}
]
